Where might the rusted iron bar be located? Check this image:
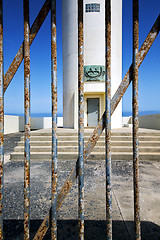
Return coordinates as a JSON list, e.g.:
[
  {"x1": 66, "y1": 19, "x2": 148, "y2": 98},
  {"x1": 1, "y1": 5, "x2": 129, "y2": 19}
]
[
  {"x1": 78, "y1": 0, "x2": 84, "y2": 239},
  {"x1": 33, "y1": 16, "x2": 160, "y2": 239},
  {"x1": 105, "y1": 0, "x2": 112, "y2": 238},
  {"x1": 133, "y1": 1, "x2": 141, "y2": 239},
  {"x1": 51, "y1": 0, "x2": 57, "y2": 239},
  {"x1": 24, "y1": 0, "x2": 31, "y2": 239},
  {"x1": 4, "y1": 0, "x2": 50, "y2": 93},
  {"x1": 0, "y1": 0, "x2": 3, "y2": 238}
]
